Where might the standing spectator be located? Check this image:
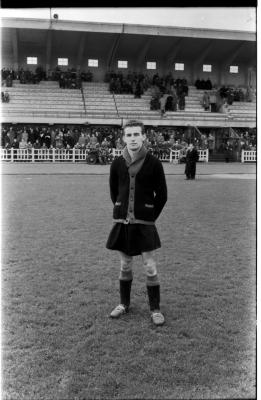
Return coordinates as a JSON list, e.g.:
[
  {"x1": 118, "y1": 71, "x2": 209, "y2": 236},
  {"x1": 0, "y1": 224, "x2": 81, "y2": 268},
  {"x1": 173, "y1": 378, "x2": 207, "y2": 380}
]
[
  {"x1": 106, "y1": 120, "x2": 167, "y2": 326},
  {"x1": 178, "y1": 92, "x2": 186, "y2": 110},
  {"x1": 7, "y1": 126, "x2": 15, "y2": 146},
  {"x1": 159, "y1": 94, "x2": 166, "y2": 117},
  {"x1": 77, "y1": 132, "x2": 87, "y2": 148},
  {"x1": 207, "y1": 133, "x2": 215, "y2": 155},
  {"x1": 202, "y1": 91, "x2": 210, "y2": 111},
  {"x1": 185, "y1": 143, "x2": 199, "y2": 180},
  {"x1": 90, "y1": 133, "x2": 98, "y2": 147},
  {"x1": 21, "y1": 128, "x2": 28, "y2": 143},
  {"x1": 224, "y1": 141, "x2": 233, "y2": 163},
  {"x1": 4, "y1": 132, "x2": 11, "y2": 148}
]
